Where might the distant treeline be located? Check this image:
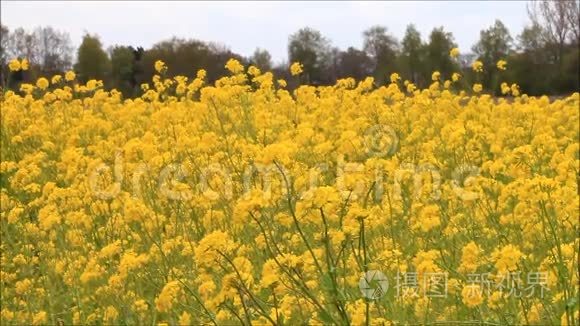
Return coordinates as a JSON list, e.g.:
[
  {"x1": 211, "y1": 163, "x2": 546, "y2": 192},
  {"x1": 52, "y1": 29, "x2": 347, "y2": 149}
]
[{"x1": 1, "y1": 1, "x2": 578, "y2": 96}]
